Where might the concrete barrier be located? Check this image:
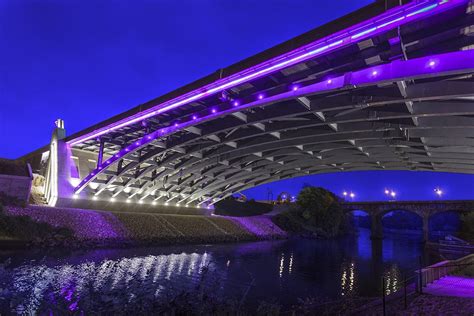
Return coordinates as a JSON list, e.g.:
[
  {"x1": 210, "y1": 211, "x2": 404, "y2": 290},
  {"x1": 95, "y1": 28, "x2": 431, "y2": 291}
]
[{"x1": 0, "y1": 160, "x2": 33, "y2": 203}]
